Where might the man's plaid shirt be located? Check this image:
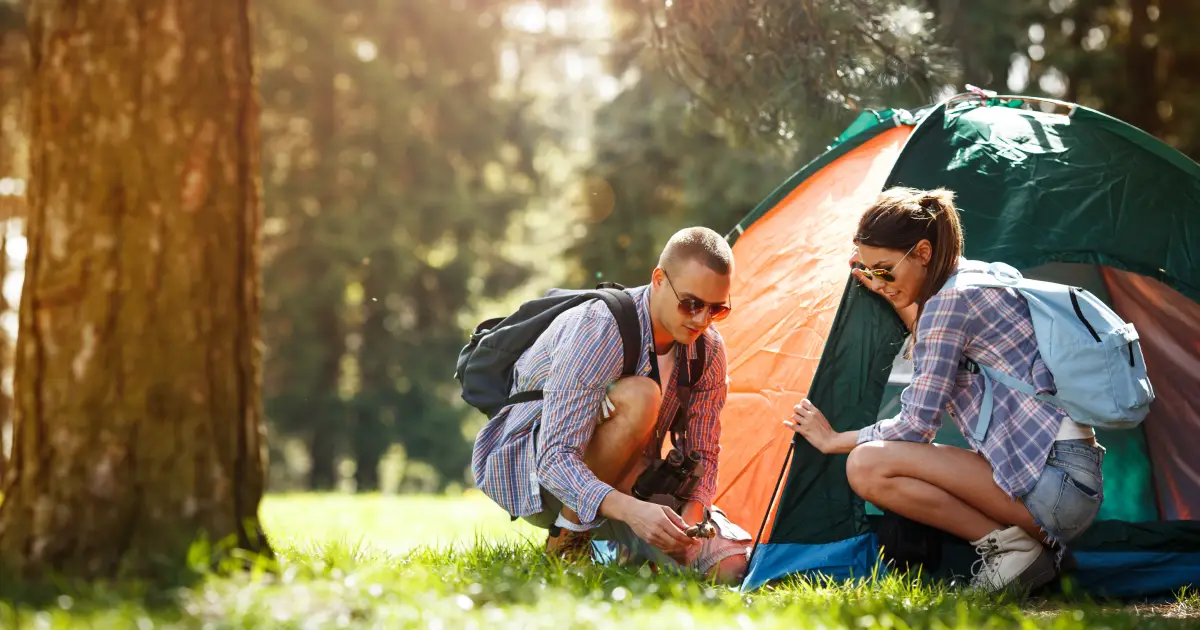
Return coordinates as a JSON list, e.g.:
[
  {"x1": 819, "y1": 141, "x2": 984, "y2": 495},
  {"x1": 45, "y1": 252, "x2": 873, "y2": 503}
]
[{"x1": 471, "y1": 285, "x2": 728, "y2": 526}]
